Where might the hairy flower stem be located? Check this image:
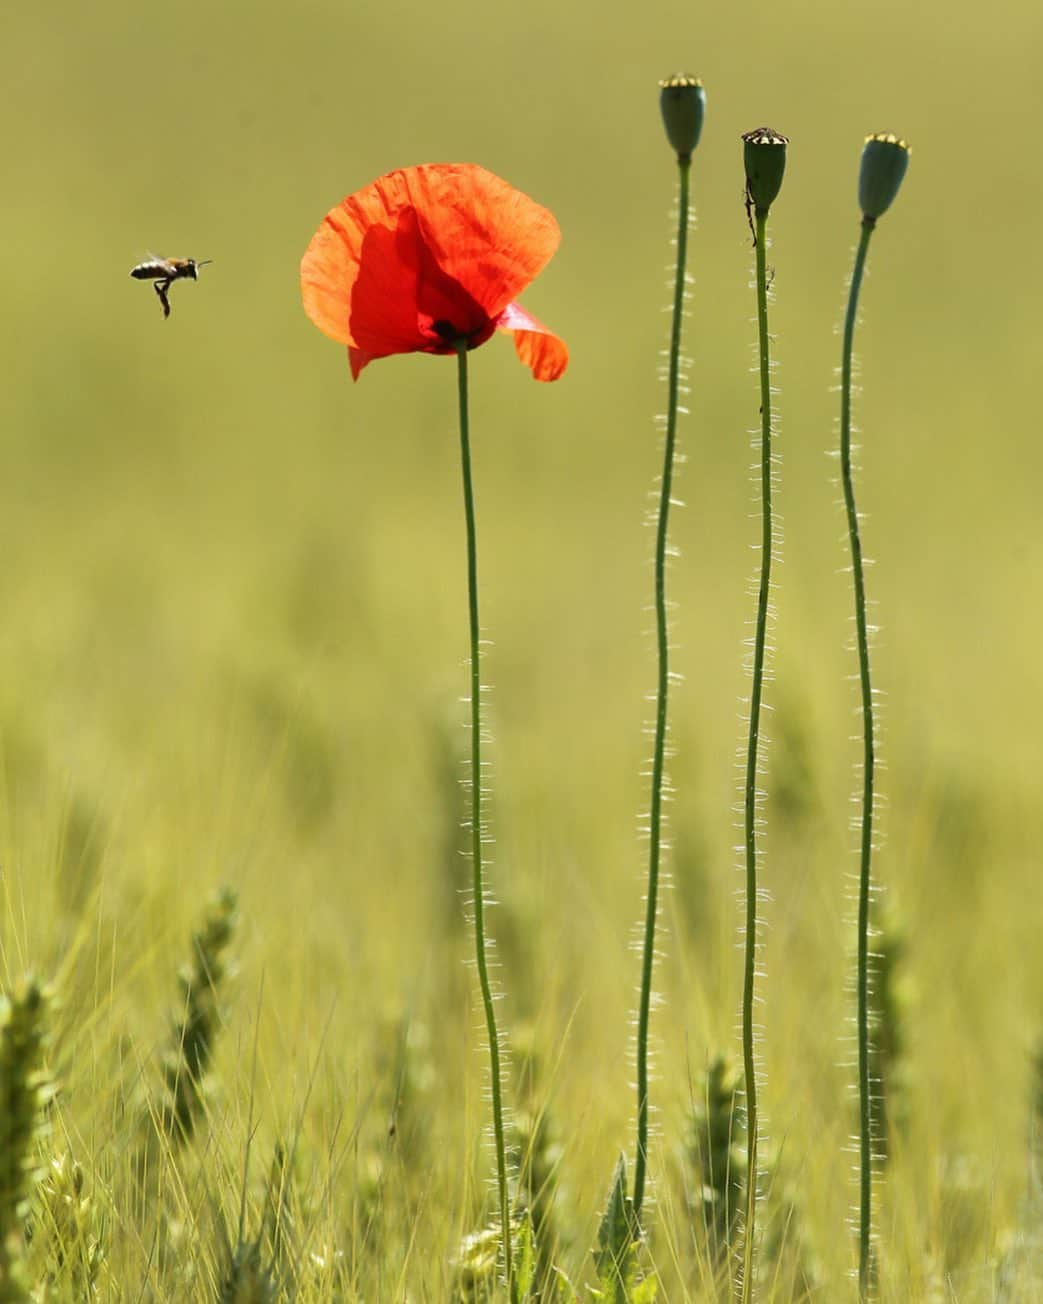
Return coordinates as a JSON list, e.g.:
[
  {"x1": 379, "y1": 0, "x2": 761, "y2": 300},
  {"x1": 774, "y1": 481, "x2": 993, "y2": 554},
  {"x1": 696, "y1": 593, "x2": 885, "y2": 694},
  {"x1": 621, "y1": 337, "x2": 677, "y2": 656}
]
[
  {"x1": 454, "y1": 340, "x2": 514, "y2": 1300},
  {"x1": 841, "y1": 218, "x2": 877, "y2": 1299},
  {"x1": 633, "y1": 155, "x2": 691, "y2": 1224},
  {"x1": 741, "y1": 208, "x2": 775, "y2": 1302}
]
